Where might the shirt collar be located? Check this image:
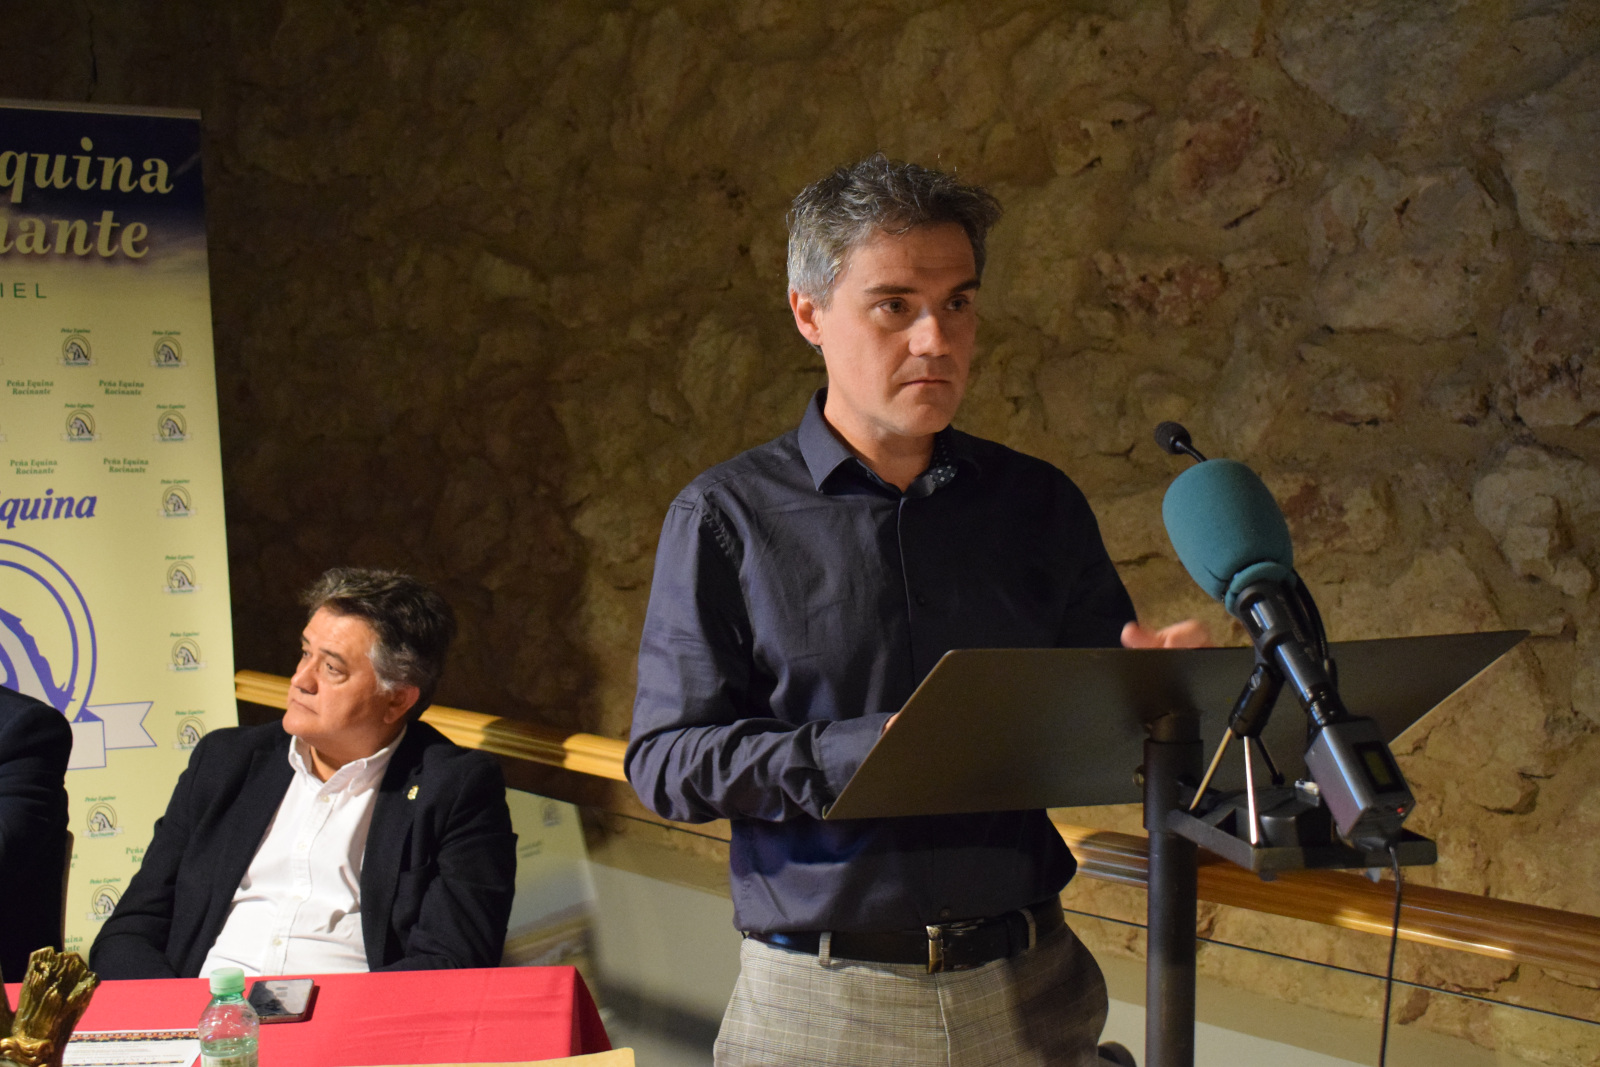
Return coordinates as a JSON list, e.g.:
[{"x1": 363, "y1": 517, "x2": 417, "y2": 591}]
[
  {"x1": 289, "y1": 725, "x2": 407, "y2": 793},
  {"x1": 798, "y1": 389, "x2": 857, "y2": 490},
  {"x1": 907, "y1": 432, "x2": 960, "y2": 499},
  {"x1": 797, "y1": 388, "x2": 980, "y2": 493}
]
